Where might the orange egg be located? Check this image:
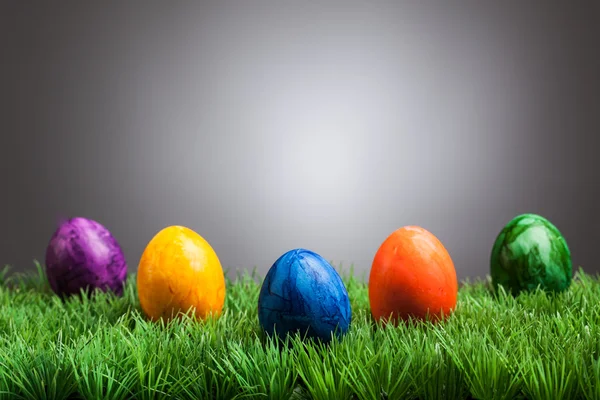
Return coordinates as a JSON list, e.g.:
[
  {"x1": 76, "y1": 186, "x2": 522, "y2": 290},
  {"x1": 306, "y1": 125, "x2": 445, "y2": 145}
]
[
  {"x1": 369, "y1": 226, "x2": 458, "y2": 324},
  {"x1": 137, "y1": 225, "x2": 226, "y2": 321}
]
